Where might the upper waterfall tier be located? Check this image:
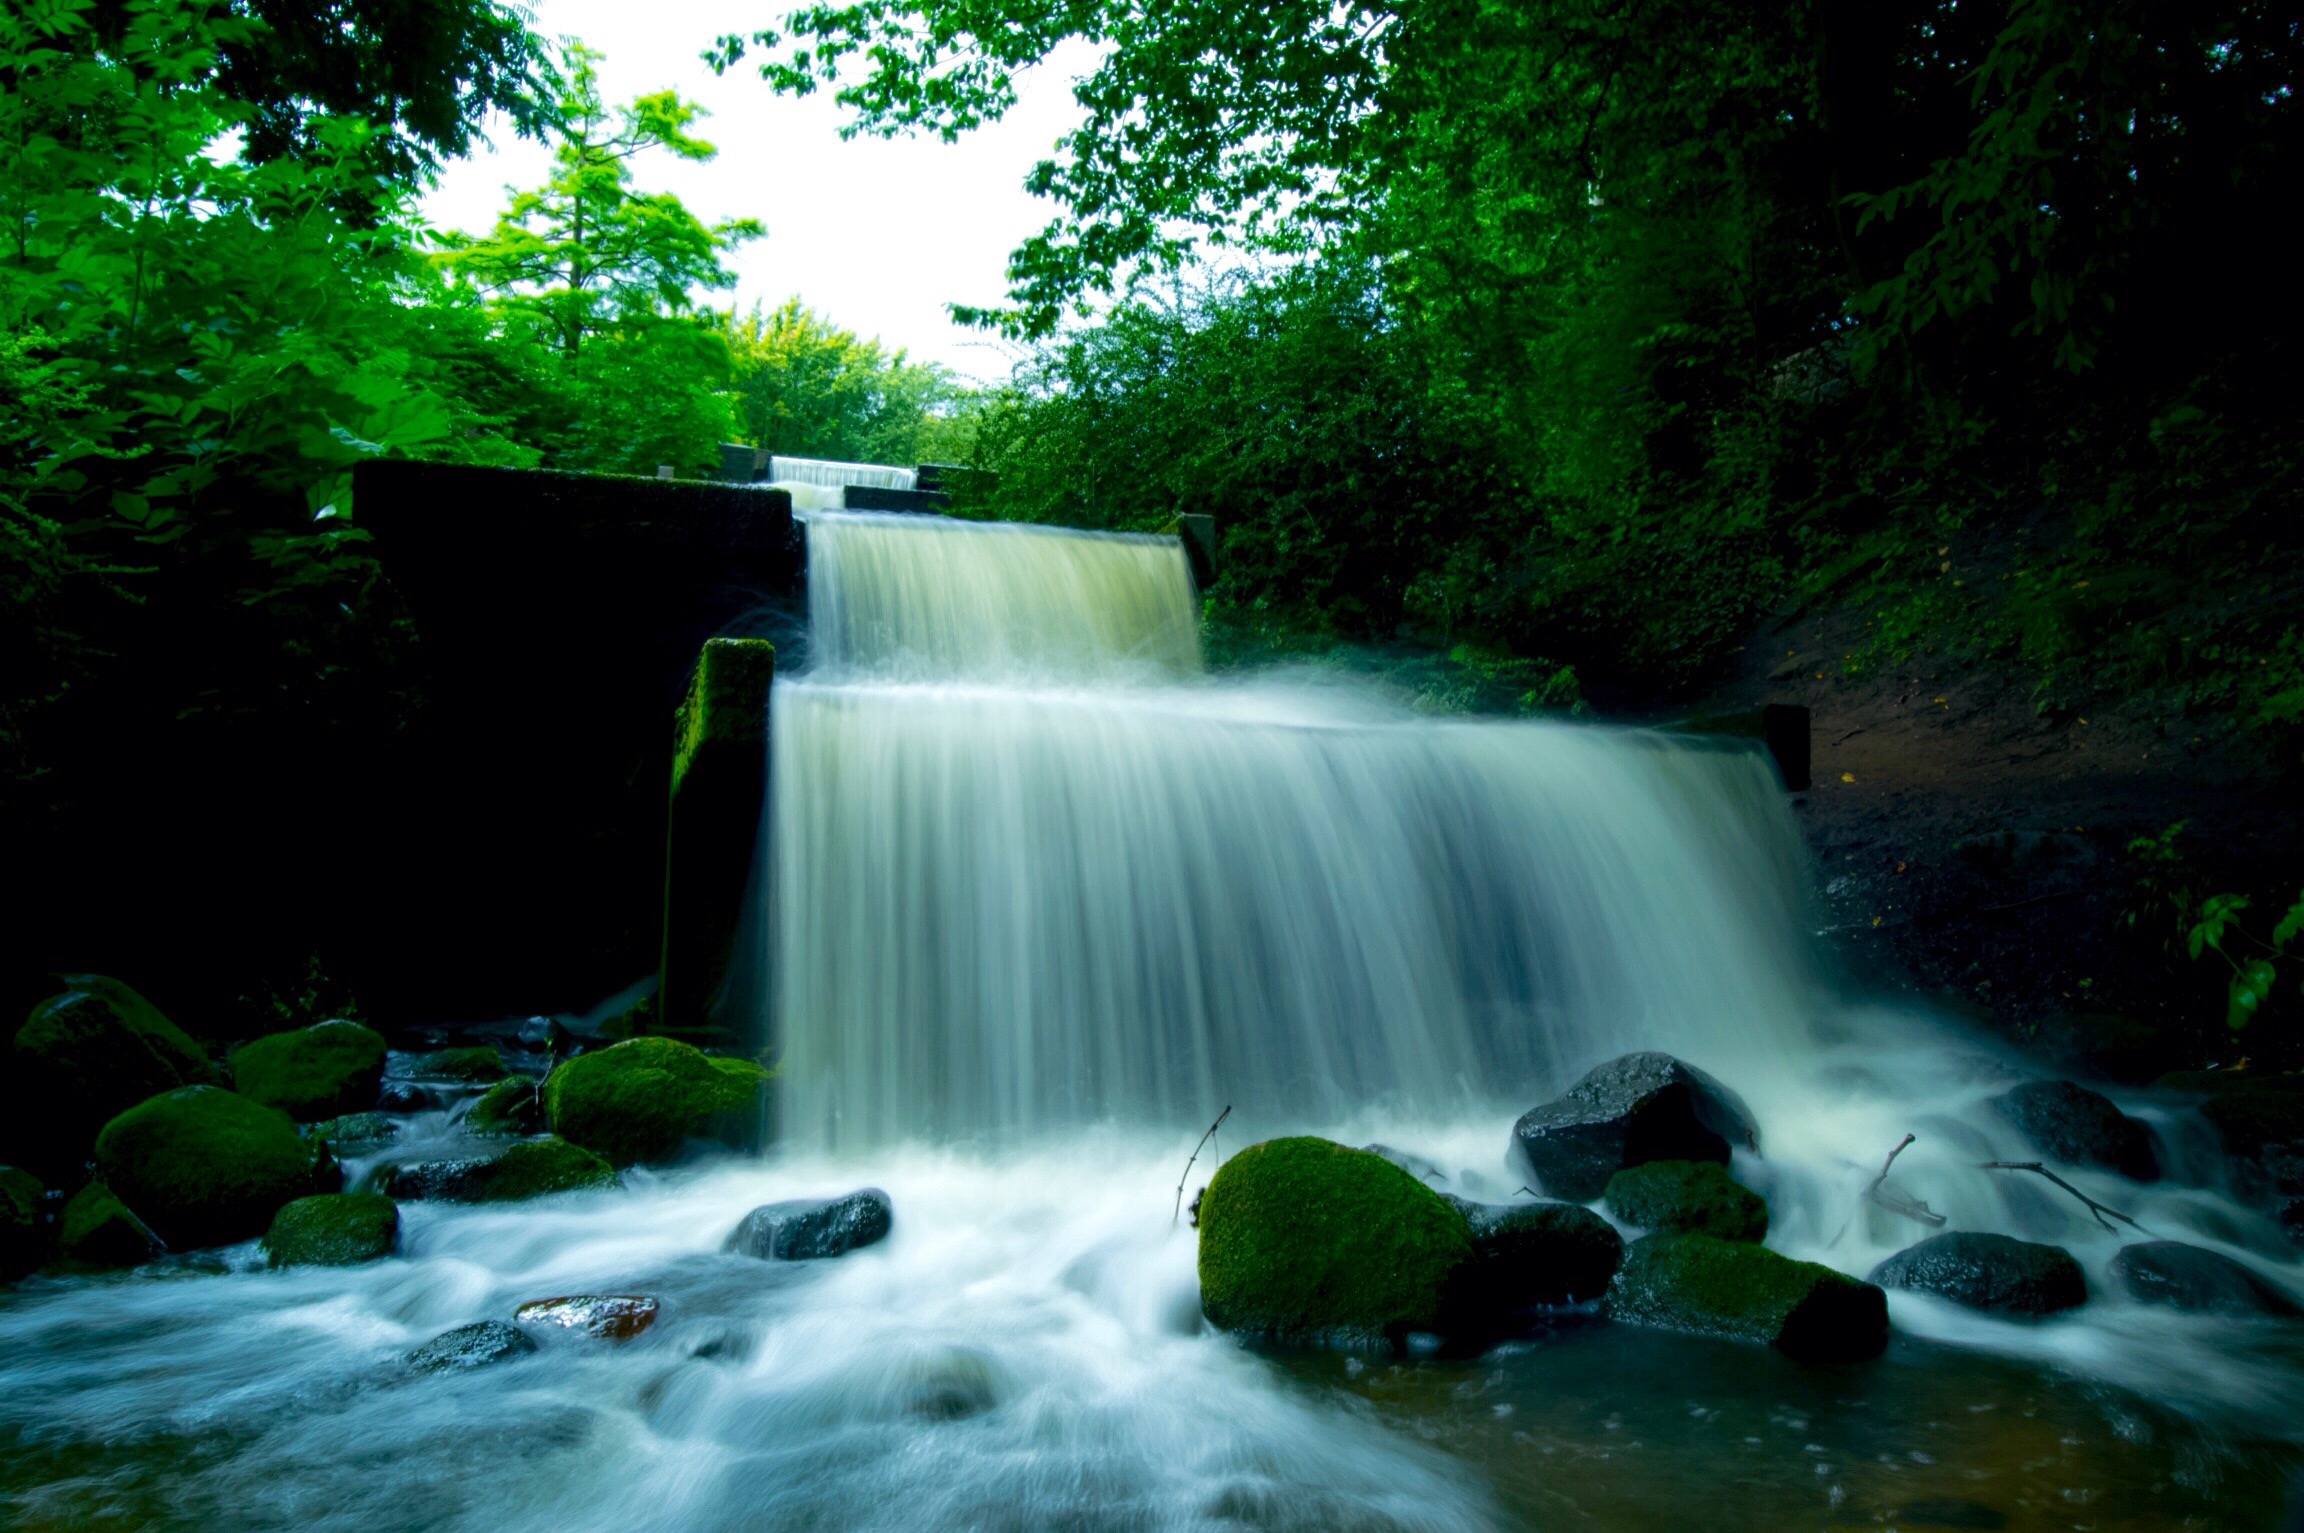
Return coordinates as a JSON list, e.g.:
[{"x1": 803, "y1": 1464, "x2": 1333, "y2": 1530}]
[{"x1": 804, "y1": 511, "x2": 1202, "y2": 681}]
